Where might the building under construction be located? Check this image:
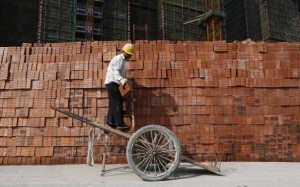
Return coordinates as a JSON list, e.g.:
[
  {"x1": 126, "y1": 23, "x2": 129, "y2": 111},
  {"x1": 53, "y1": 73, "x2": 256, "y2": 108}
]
[
  {"x1": 0, "y1": 0, "x2": 40, "y2": 46},
  {"x1": 158, "y1": 0, "x2": 206, "y2": 41},
  {"x1": 102, "y1": 0, "x2": 158, "y2": 41},
  {"x1": 0, "y1": 0, "x2": 299, "y2": 46},
  {"x1": 224, "y1": 0, "x2": 300, "y2": 42},
  {"x1": 259, "y1": 0, "x2": 300, "y2": 42}
]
